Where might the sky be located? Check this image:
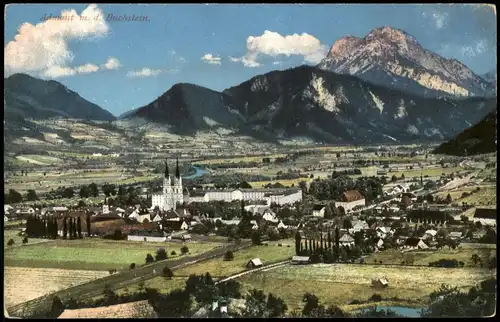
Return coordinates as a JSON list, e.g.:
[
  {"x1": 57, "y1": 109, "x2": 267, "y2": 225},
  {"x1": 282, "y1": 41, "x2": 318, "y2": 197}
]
[{"x1": 4, "y1": 4, "x2": 497, "y2": 116}]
